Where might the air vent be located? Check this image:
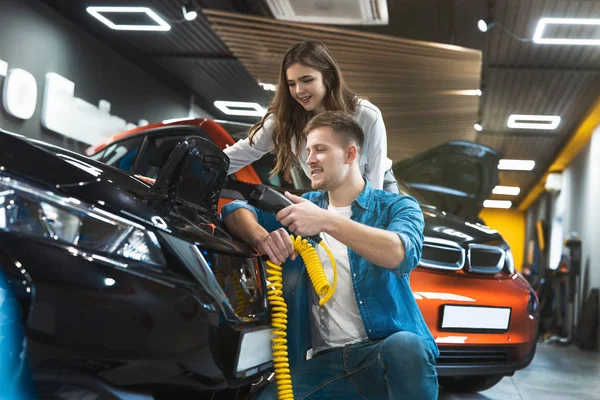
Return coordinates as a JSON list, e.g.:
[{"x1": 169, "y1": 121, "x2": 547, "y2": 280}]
[
  {"x1": 265, "y1": 0, "x2": 389, "y2": 25},
  {"x1": 437, "y1": 346, "x2": 509, "y2": 365},
  {"x1": 420, "y1": 237, "x2": 465, "y2": 271},
  {"x1": 468, "y1": 244, "x2": 505, "y2": 274}
]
